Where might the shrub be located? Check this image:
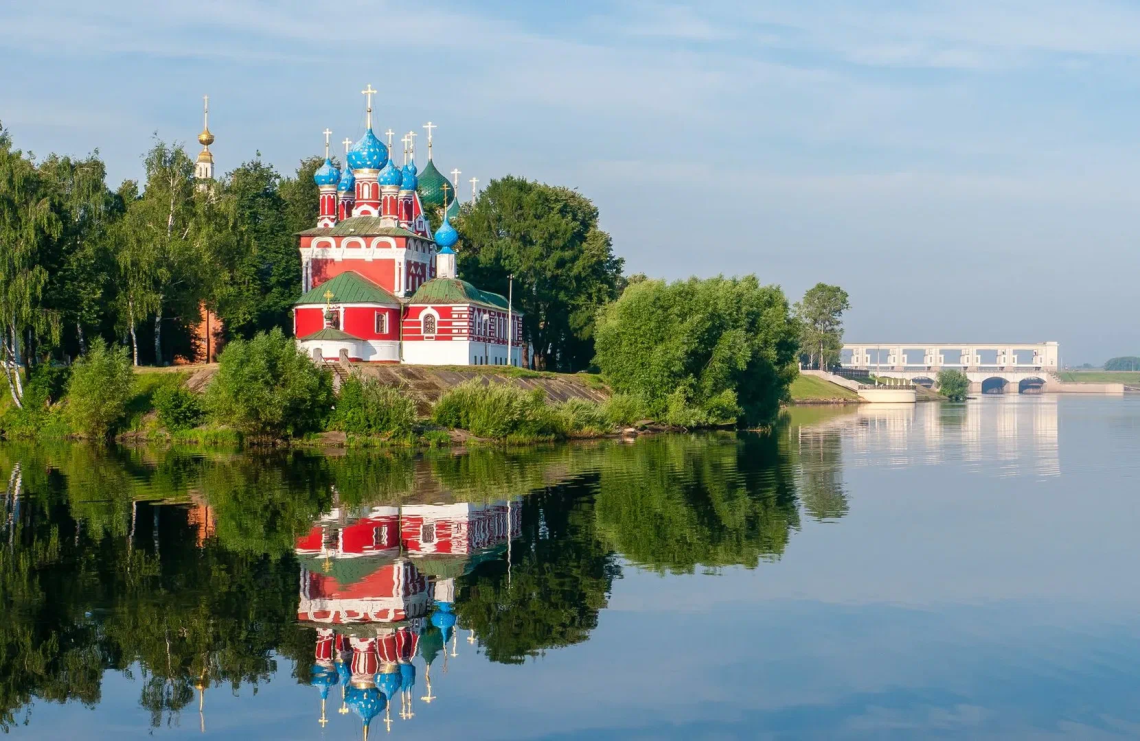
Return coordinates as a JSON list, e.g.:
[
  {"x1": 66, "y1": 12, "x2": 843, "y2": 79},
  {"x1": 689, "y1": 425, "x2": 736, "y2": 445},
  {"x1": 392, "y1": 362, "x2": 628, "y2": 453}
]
[
  {"x1": 432, "y1": 380, "x2": 564, "y2": 440},
  {"x1": 66, "y1": 339, "x2": 134, "y2": 439},
  {"x1": 600, "y1": 393, "x2": 648, "y2": 427},
  {"x1": 330, "y1": 377, "x2": 417, "y2": 437},
  {"x1": 153, "y1": 385, "x2": 205, "y2": 431},
  {"x1": 593, "y1": 276, "x2": 800, "y2": 427},
  {"x1": 205, "y1": 328, "x2": 334, "y2": 438},
  {"x1": 23, "y1": 365, "x2": 71, "y2": 410},
  {"x1": 553, "y1": 398, "x2": 609, "y2": 434},
  {"x1": 937, "y1": 370, "x2": 970, "y2": 402}
]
